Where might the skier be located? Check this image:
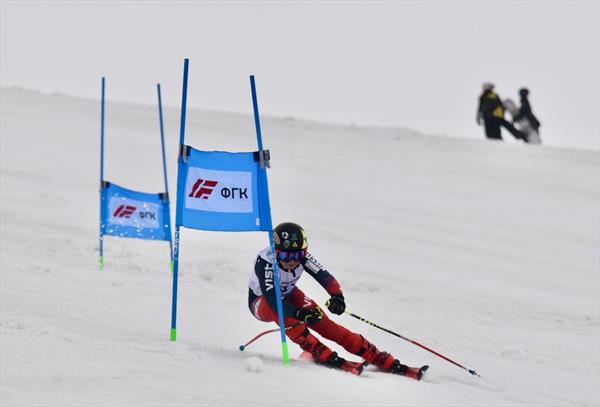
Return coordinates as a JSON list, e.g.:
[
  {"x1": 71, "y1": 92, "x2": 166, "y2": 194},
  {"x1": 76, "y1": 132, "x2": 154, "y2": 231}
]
[
  {"x1": 248, "y1": 221, "x2": 427, "y2": 379},
  {"x1": 476, "y1": 82, "x2": 525, "y2": 141}
]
